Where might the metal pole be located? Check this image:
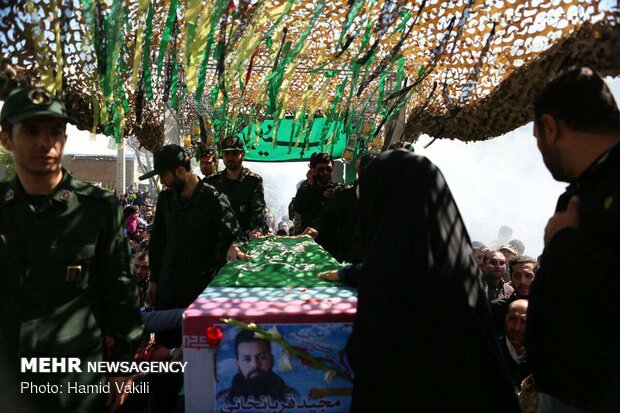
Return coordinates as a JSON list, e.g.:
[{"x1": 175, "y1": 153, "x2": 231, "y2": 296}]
[{"x1": 116, "y1": 143, "x2": 126, "y2": 196}]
